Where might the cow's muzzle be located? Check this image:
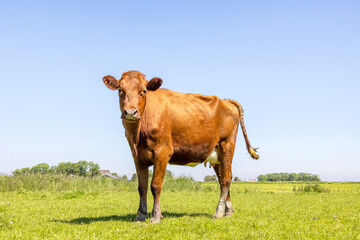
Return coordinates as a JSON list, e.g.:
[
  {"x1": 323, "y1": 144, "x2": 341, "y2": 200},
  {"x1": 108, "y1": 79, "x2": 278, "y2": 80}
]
[{"x1": 122, "y1": 109, "x2": 140, "y2": 121}]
